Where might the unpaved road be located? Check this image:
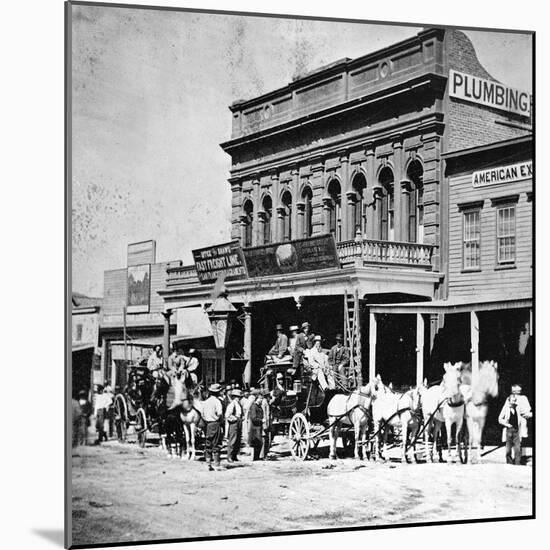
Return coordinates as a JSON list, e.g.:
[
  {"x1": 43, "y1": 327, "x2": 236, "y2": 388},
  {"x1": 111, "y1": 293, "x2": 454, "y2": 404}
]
[{"x1": 71, "y1": 436, "x2": 532, "y2": 546}]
